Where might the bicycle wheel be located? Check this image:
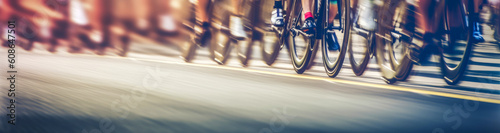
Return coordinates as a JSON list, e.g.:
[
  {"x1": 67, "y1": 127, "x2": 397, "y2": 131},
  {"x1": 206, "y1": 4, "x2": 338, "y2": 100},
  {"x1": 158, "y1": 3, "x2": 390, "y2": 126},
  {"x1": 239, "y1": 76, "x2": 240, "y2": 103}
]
[
  {"x1": 438, "y1": 0, "x2": 474, "y2": 85},
  {"x1": 322, "y1": 0, "x2": 350, "y2": 77},
  {"x1": 348, "y1": 0, "x2": 374, "y2": 76},
  {"x1": 236, "y1": 0, "x2": 263, "y2": 67},
  {"x1": 375, "y1": 0, "x2": 413, "y2": 84},
  {"x1": 180, "y1": 1, "x2": 198, "y2": 62},
  {"x1": 348, "y1": 32, "x2": 372, "y2": 76},
  {"x1": 286, "y1": 1, "x2": 318, "y2": 74},
  {"x1": 236, "y1": 32, "x2": 258, "y2": 67},
  {"x1": 260, "y1": 0, "x2": 283, "y2": 66},
  {"x1": 180, "y1": 33, "x2": 198, "y2": 62},
  {"x1": 261, "y1": 27, "x2": 283, "y2": 66},
  {"x1": 209, "y1": 0, "x2": 232, "y2": 65}
]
